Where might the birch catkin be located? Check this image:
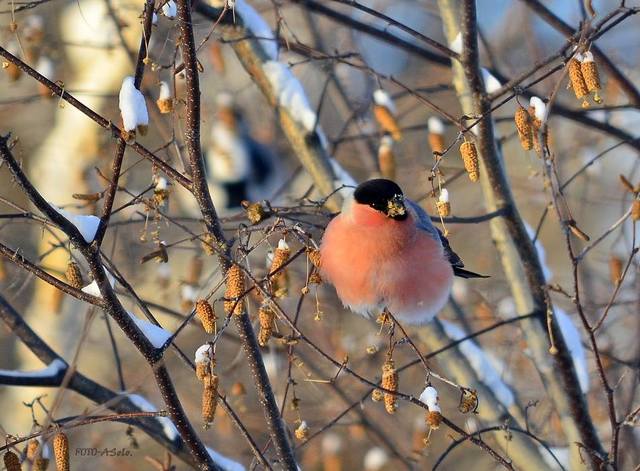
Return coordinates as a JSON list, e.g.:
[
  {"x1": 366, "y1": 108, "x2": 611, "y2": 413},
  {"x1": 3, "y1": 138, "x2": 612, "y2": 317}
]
[
  {"x1": 514, "y1": 105, "x2": 533, "y2": 150},
  {"x1": 381, "y1": 359, "x2": 398, "y2": 414},
  {"x1": 568, "y1": 57, "x2": 589, "y2": 107},
  {"x1": 224, "y1": 264, "x2": 245, "y2": 315},
  {"x1": 53, "y1": 432, "x2": 69, "y2": 471},
  {"x1": 460, "y1": 141, "x2": 479, "y2": 182},
  {"x1": 195, "y1": 299, "x2": 217, "y2": 334}
]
